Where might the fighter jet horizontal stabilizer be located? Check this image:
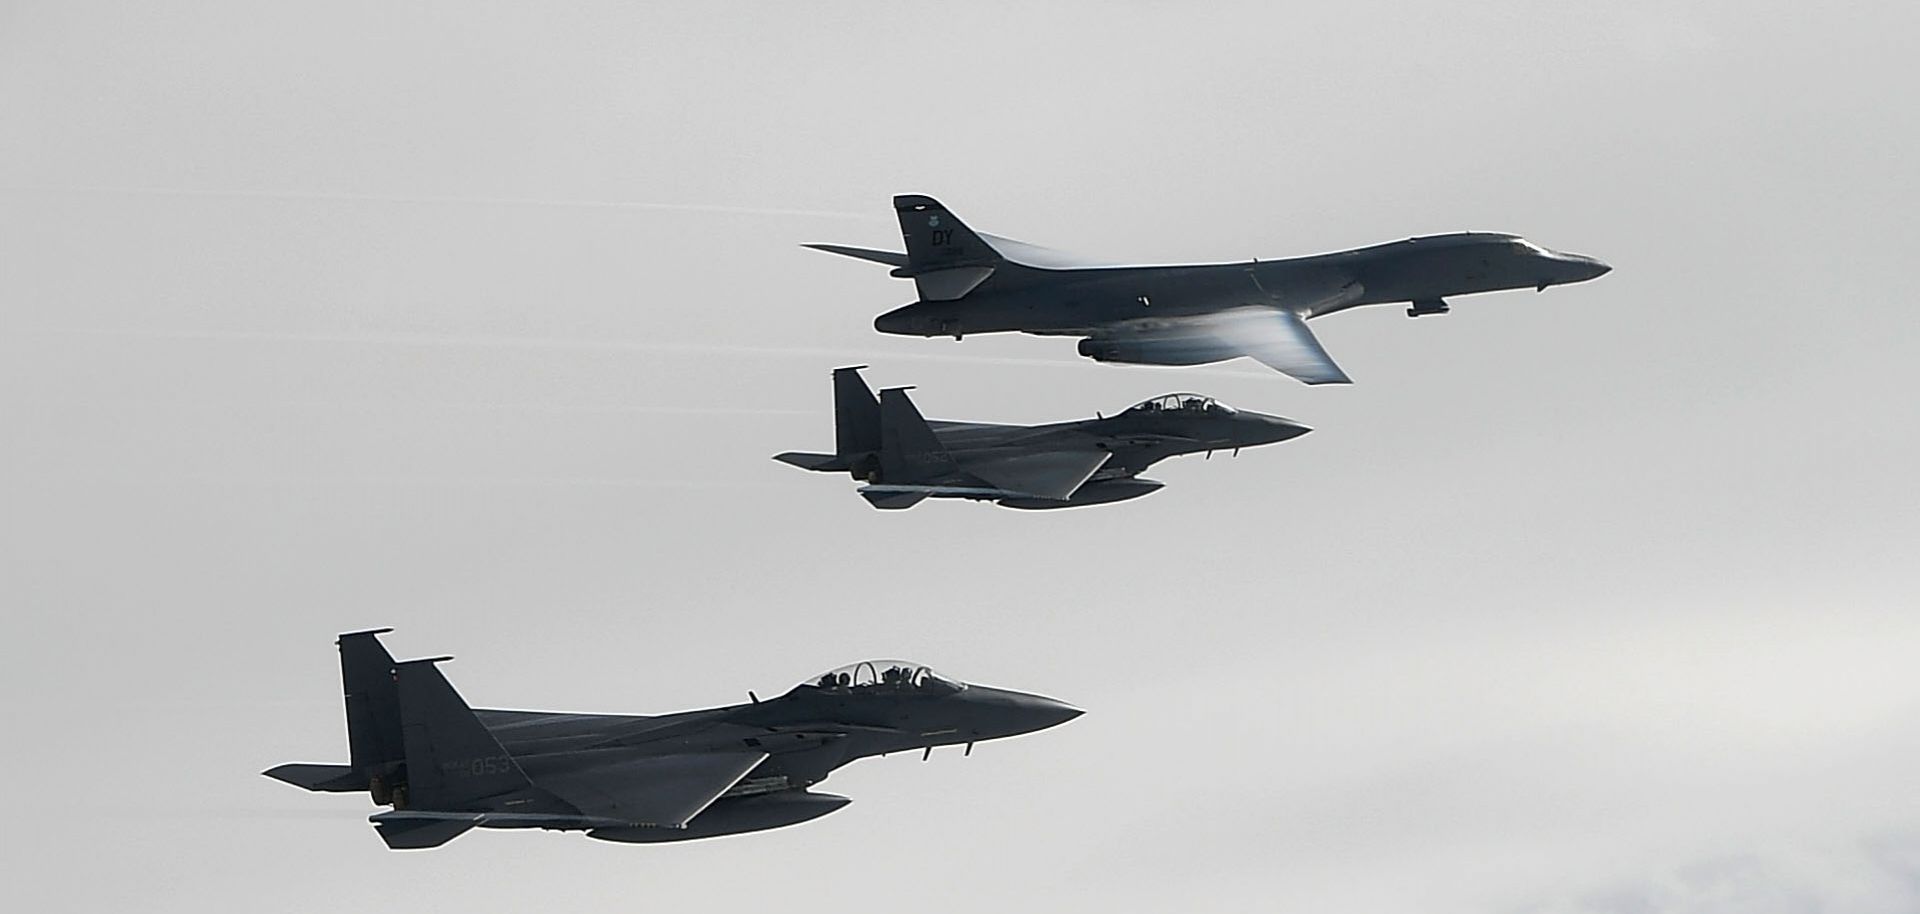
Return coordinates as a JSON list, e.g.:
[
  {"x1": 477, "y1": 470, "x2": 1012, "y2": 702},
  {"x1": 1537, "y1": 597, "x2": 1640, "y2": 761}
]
[
  {"x1": 773, "y1": 451, "x2": 847, "y2": 471},
  {"x1": 261, "y1": 763, "x2": 364, "y2": 792}
]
